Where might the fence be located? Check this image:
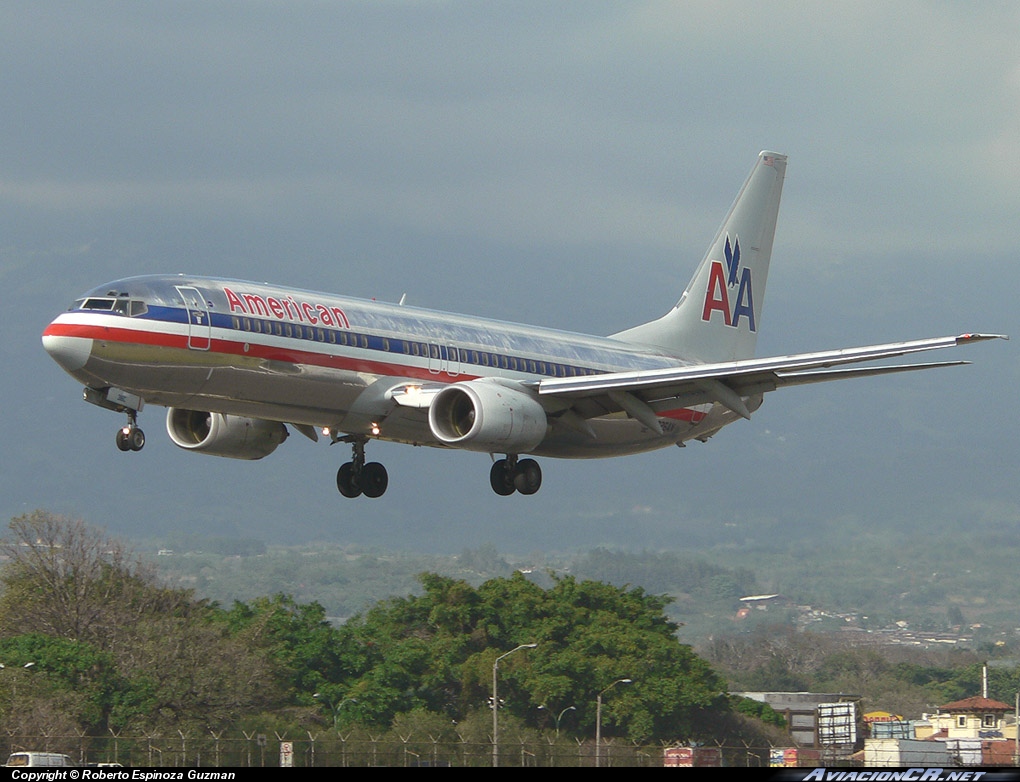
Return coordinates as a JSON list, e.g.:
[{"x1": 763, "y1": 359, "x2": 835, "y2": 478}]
[{"x1": 0, "y1": 733, "x2": 795, "y2": 768}]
